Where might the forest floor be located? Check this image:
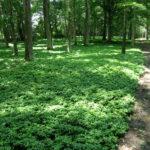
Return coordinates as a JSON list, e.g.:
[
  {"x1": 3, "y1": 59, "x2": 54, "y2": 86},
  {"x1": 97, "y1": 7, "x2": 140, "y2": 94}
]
[
  {"x1": 119, "y1": 42, "x2": 150, "y2": 150},
  {"x1": 0, "y1": 40, "x2": 144, "y2": 149}
]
